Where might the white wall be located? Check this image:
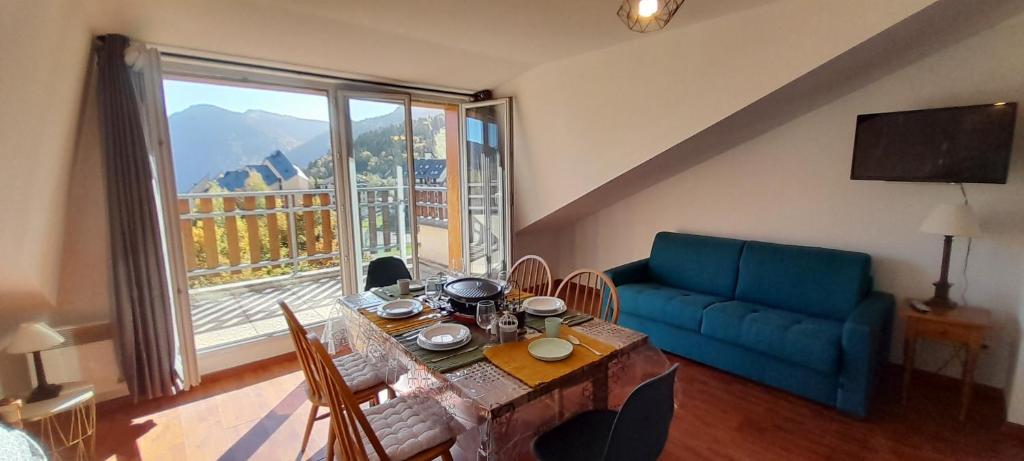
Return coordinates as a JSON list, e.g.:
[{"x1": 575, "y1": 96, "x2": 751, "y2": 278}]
[
  {"x1": 498, "y1": 0, "x2": 934, "y2": 230},
  {"x1": 0, "y1": 0, "x2": 93, "y2": 395},
  {"x1": 516, "y1": 4, "x2": 1024, "y2": 421}
]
